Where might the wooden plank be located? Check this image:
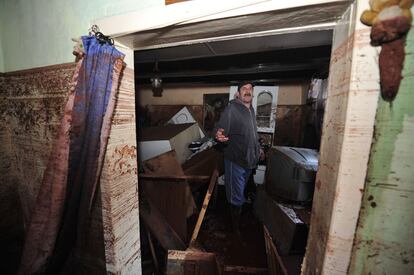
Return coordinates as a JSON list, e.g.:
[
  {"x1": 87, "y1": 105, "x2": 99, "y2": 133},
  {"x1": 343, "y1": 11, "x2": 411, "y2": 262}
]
[
  {"x1": 263, "y1": 225, "x2": 288, "y2": 275},
  {"x1": 167, "y1": 250, "x2": 221, "y2": 275},
  {"x1": 140, "y1": 197, "x2": 186, "y2": 251},
  {"x1": 223, "y1": 265, "x2": 268, "y2": 274},
  {"x1": 141, "y1": 179, "x2": 193, "y2": 243},
  {"x1": 142, "y1": 150, "x2": 185, "y2": 176},
  {"x1": 189, "y1": 168, "x2": 219, "y2": 247}
]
